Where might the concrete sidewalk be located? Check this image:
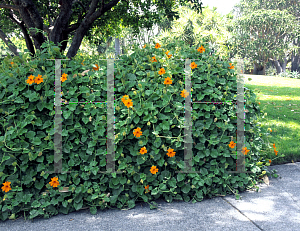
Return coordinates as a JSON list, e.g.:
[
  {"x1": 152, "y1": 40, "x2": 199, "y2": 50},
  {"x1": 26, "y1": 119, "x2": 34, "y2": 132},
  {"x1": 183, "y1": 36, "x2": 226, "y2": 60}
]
[{"x1": 0, "y1": 162, "x2": 299, "y2": 231}]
